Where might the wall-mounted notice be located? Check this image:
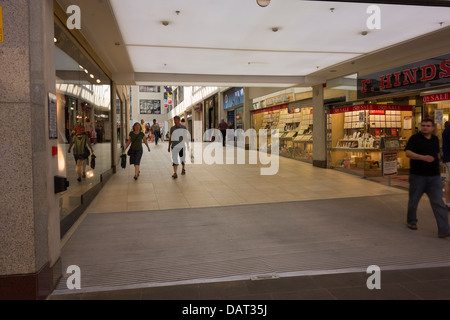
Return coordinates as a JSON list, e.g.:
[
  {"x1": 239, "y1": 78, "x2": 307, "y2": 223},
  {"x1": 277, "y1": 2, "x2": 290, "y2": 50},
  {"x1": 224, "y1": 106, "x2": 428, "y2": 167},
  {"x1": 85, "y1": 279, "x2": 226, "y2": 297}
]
[
  {"x1": 0, "y1": 6, "x2": 4, "y2": 43},
  {"x1": 48, "y1": 93, "x2": 57, "y2": 139}
]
